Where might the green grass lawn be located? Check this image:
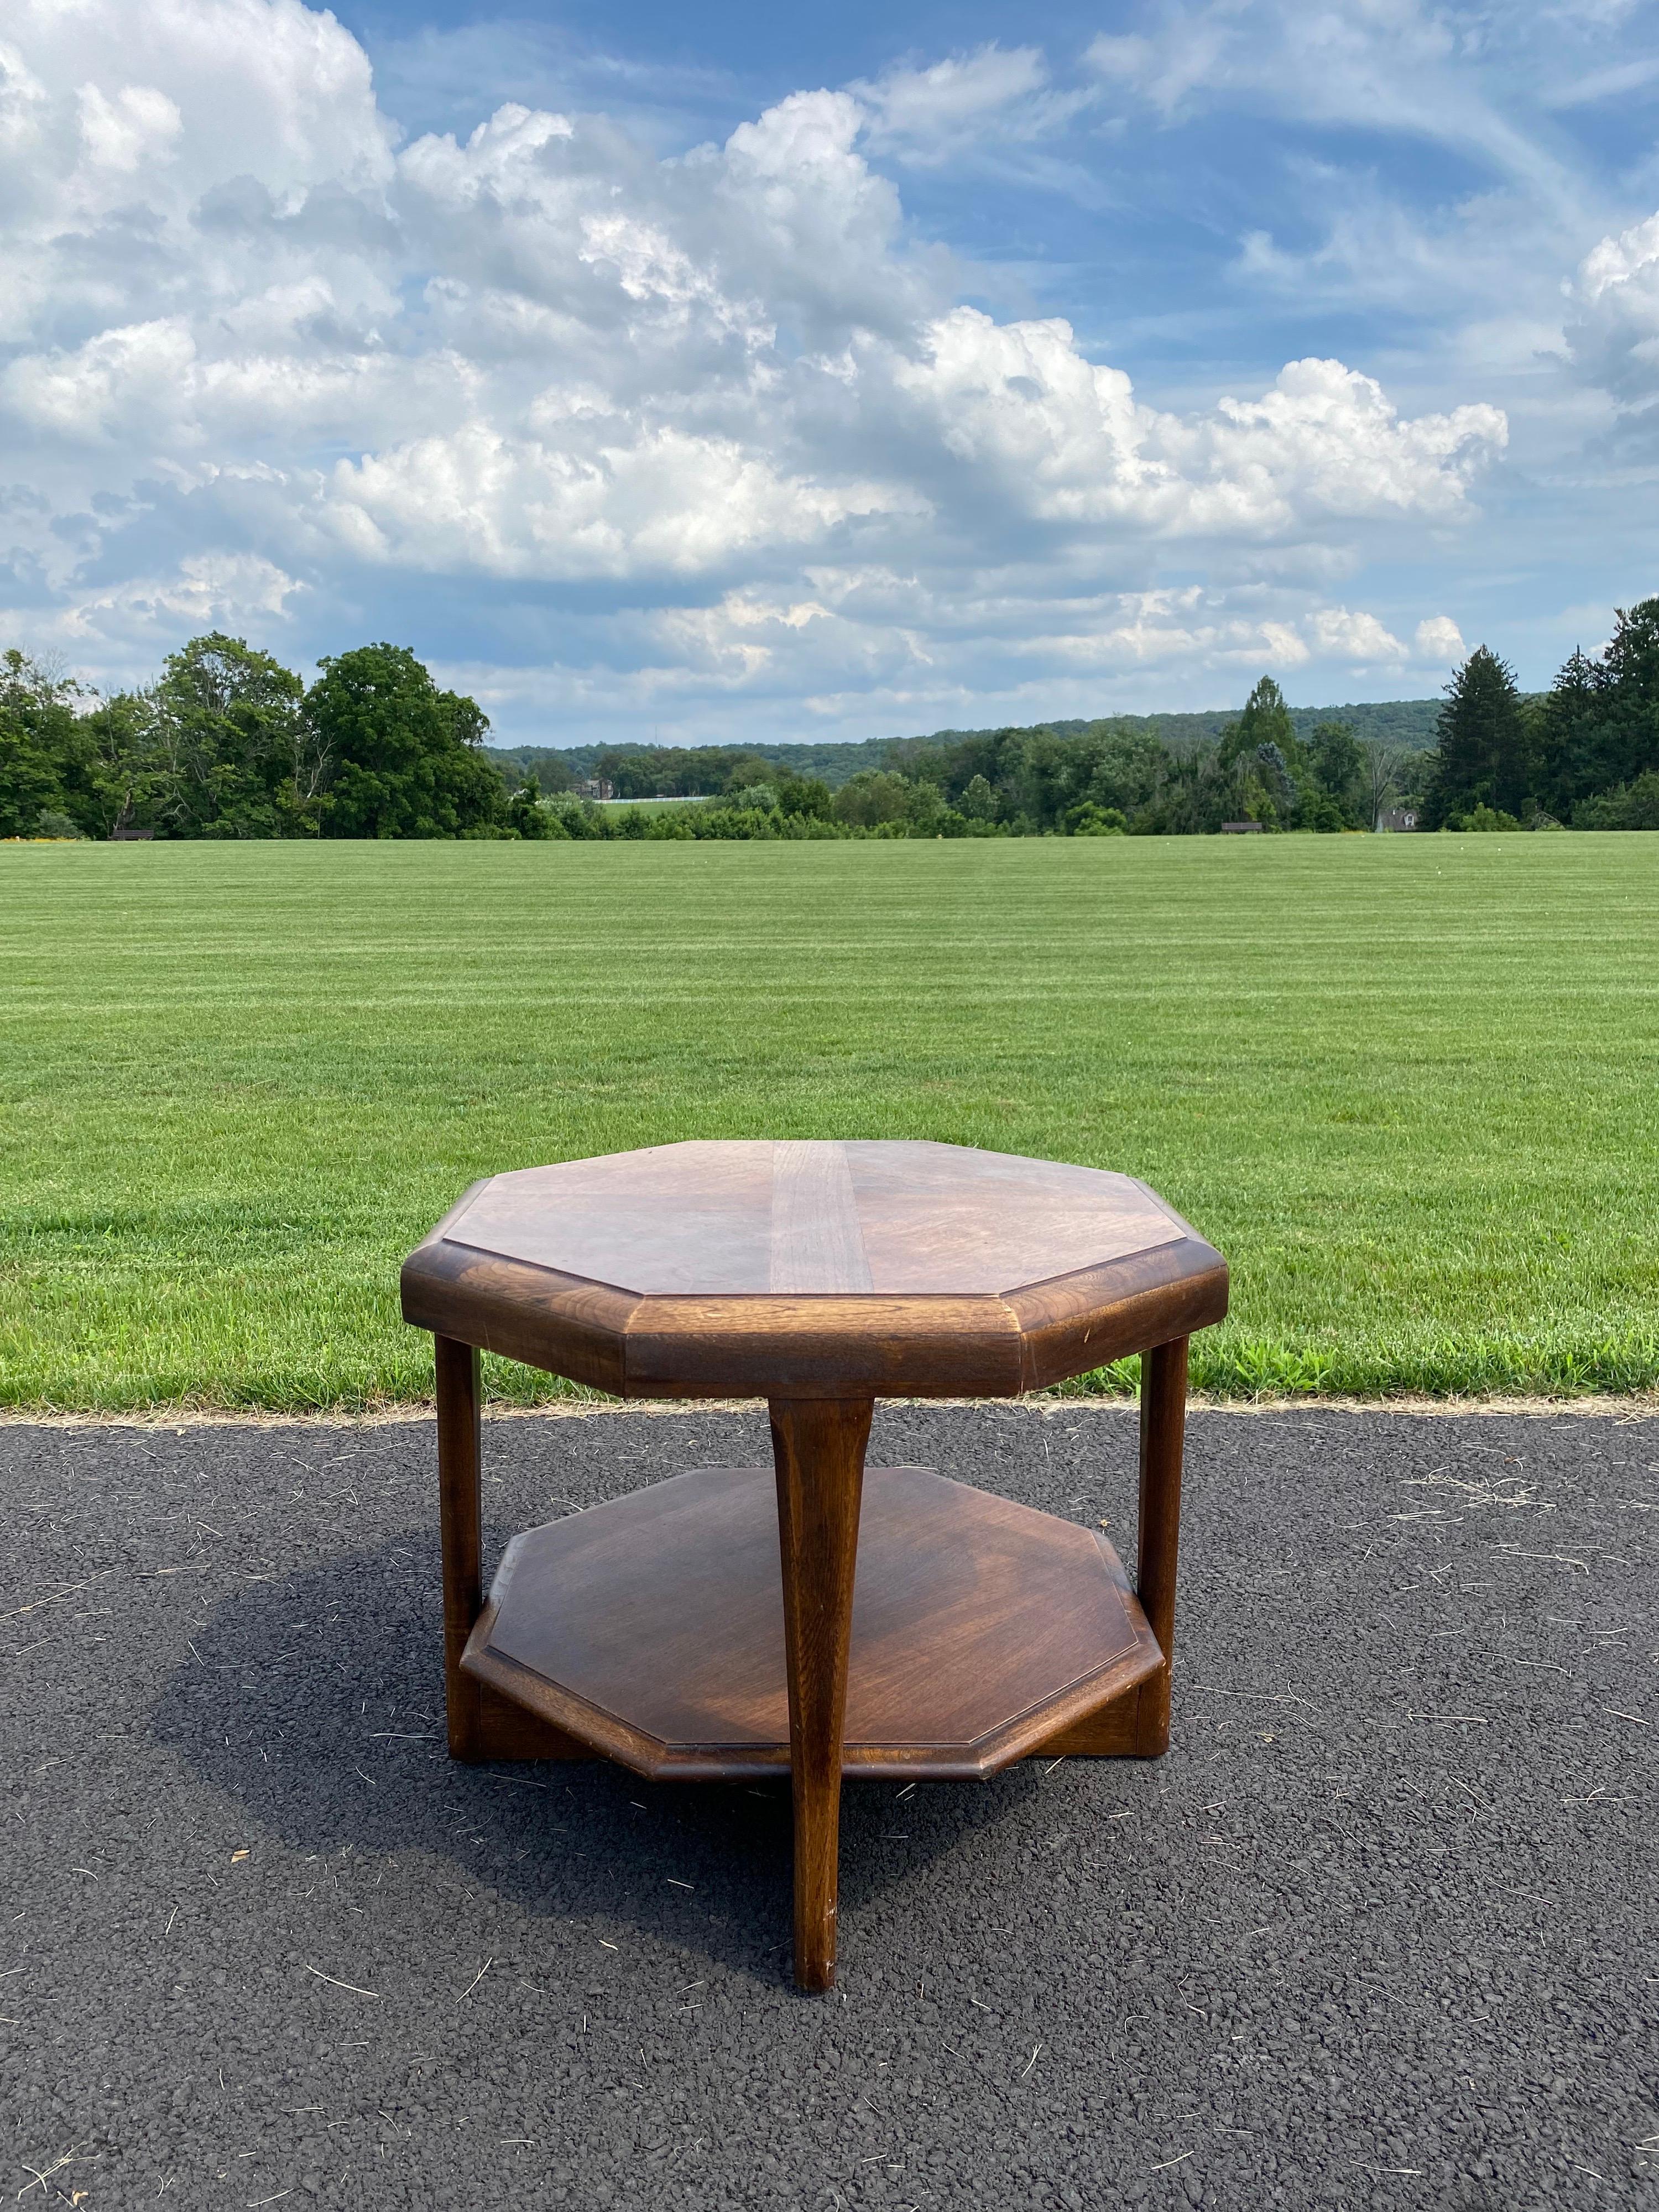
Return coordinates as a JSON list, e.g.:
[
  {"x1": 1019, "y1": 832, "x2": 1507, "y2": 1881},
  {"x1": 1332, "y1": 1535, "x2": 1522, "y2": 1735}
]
[{"x1": 2, "y1": 834, "x2": 1656, "y2": 1410}]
